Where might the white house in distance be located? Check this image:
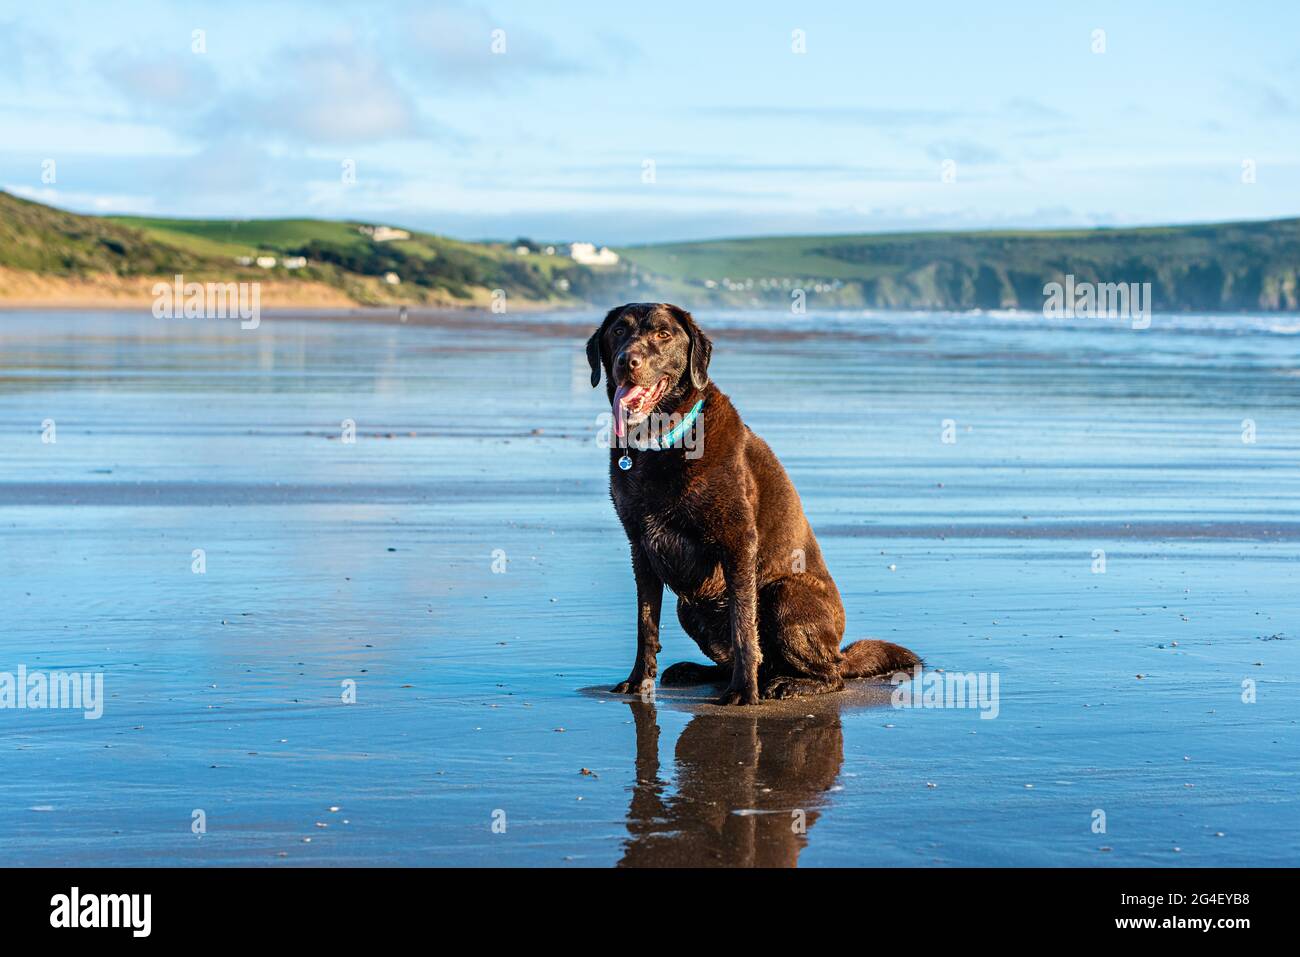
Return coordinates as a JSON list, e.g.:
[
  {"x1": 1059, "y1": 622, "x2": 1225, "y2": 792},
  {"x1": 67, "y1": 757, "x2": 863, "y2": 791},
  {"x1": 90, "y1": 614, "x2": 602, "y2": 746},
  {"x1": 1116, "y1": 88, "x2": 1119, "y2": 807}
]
[
  {"x1": 568, "y1": 242, "x2": 619, "y2": 266},
  {"x1": 236, "y1": 254, "x2": 306, "y2": 269},
  {"x1": 359, "y1": 225, "x2": 411, "y2": 242}
]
